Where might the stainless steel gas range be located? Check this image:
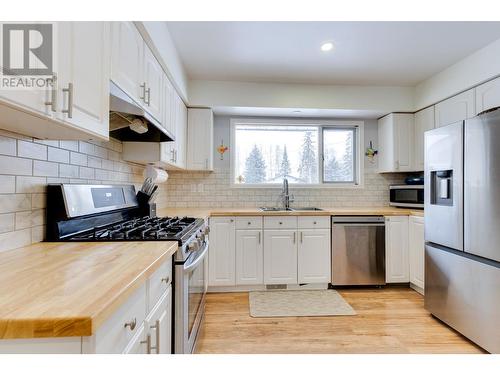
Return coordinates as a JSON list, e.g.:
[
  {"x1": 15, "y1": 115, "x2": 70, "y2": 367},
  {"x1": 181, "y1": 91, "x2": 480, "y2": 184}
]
[{"x1": 46, "y1": 183, "x2": 208, "y2": 354}]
